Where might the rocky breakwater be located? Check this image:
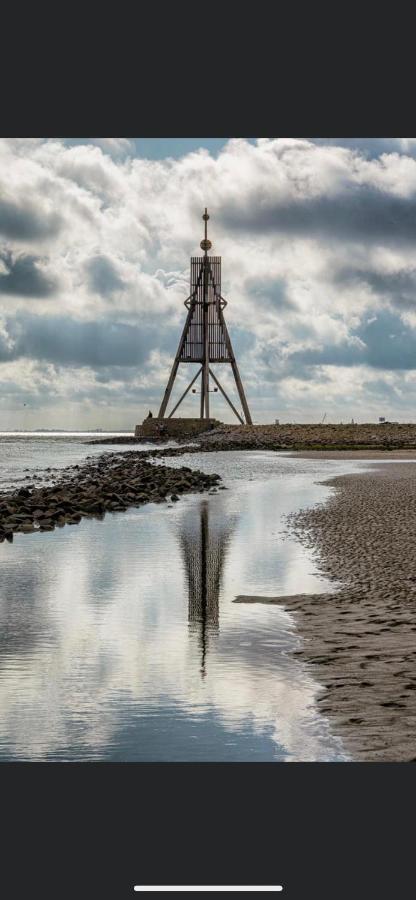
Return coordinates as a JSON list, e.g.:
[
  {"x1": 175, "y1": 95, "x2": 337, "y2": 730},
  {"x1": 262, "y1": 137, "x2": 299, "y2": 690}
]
[
  {"x1": 0, "y1": 453, "x2": 221, "y2": 544},
  {"x1": 89, "y1": 422, "x2": 416, "y2": 452}
]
